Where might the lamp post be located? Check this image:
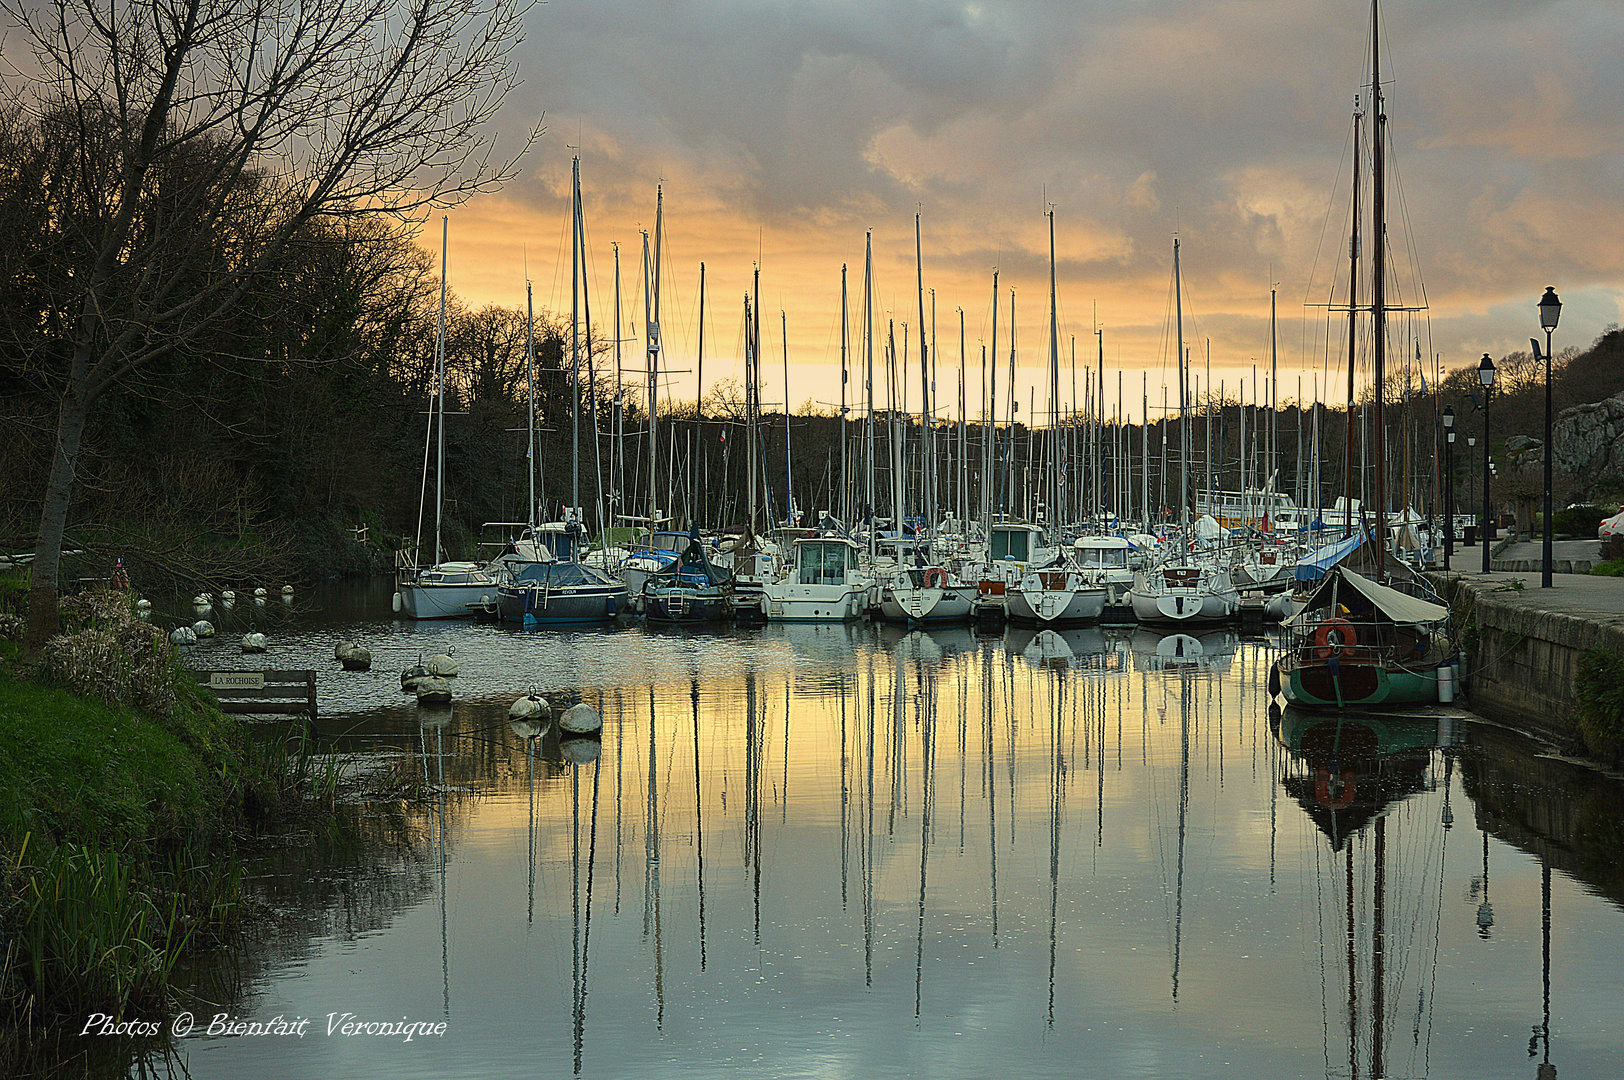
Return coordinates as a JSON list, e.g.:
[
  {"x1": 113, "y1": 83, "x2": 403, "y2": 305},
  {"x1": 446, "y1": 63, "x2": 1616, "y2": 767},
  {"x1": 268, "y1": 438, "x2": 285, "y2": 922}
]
[
  {"x1": 1539, "y1": 287, "x2": 1562, "y2": 587},
  {"x1": 1444, "y1": 405, "x2": 1456, "y2": 564},
  {"x1": 1479, "y1": 354, "x2": 1497, "y2": 574}
]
